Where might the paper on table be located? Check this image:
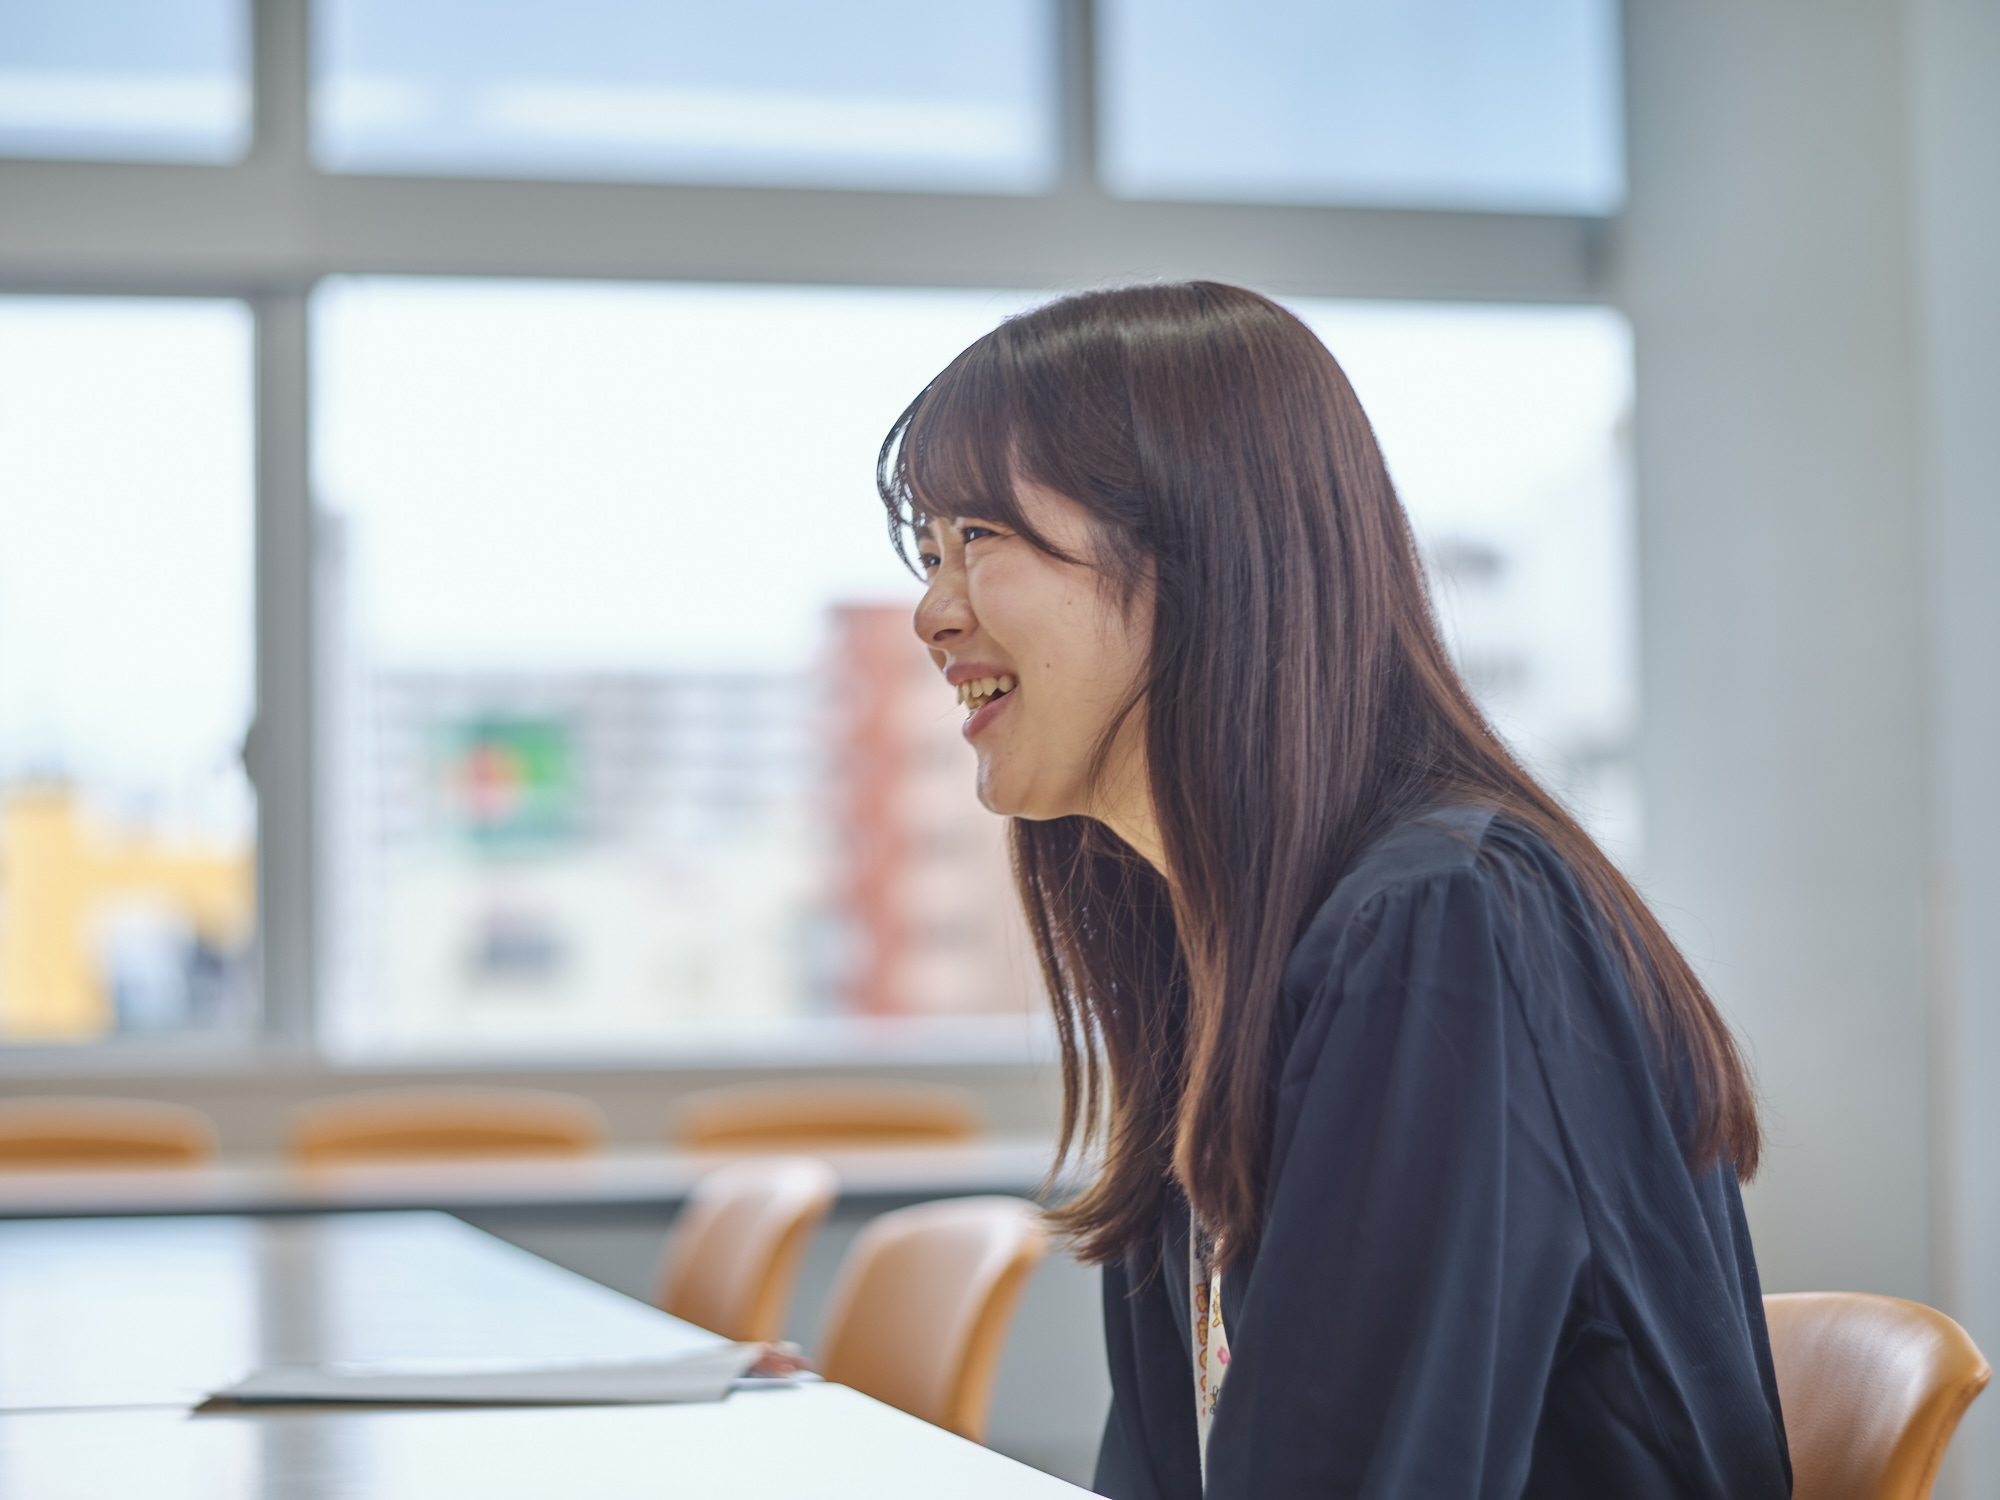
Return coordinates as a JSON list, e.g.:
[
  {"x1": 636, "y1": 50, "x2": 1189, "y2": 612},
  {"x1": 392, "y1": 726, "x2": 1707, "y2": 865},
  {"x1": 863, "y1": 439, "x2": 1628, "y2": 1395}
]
[{"x1": 211, "y1": 1343, "x2": 765, "y2": 1406}]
